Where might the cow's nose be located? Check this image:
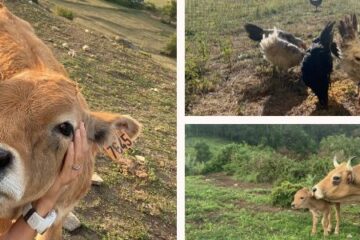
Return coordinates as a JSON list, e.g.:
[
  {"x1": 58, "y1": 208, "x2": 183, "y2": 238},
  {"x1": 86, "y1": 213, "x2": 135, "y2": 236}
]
[
  {"x1": 0, "y1": 149, "x2": 12, "y2": 171},
  {"x1": 291, "y1": 203, "x2": 295, "y2": 208},
  {"x1": 312, "y1": 187, "x2": 317, "y2": 193}
]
